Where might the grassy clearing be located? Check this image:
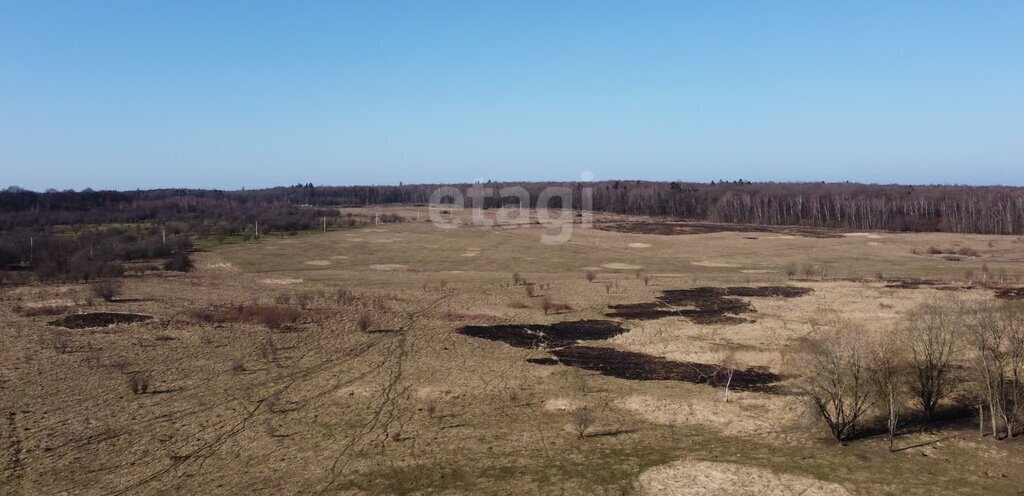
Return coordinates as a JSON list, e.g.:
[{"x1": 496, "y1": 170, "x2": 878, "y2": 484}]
[{"x1": 4, "y1": 207, "x2": 1024, "y2": 495}]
